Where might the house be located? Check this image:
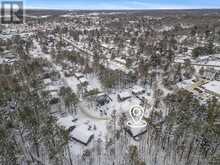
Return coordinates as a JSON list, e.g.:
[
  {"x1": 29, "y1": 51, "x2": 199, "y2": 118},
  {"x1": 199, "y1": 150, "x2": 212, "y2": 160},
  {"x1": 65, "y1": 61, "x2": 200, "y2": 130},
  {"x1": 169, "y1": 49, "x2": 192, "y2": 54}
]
[
  {"x1": 132, "y1": 85, "x2": 145, "y2": 95},
  {"x1": 3, "y1": 53, "x2": 17, "y2": 64},
  {"x1": 70, "y1": 125, "x2": 94, "y2": 145},
  {"x1": 118, "y1": 91, "x2": 131, "y2": 101},
  {"x1": 125, "y1": 125, "x2": 147, "y2": 140},
  {"x1": 49, "y1": 91, "x2": 60, "y2": 105},
  {"x1": 4, "y1": 53, "x2": 16, "y2": 60},
  {"x1": 176, "y1": 79, "x2": 194, "y2": 91},
  {"x1": 202, "y1": 81, "x2": 220, "y2": 97},
  {"x1": 96, "y1": 93, "x2": 112, "y2": 106},
  {"x1": 41, "y1": 70, "x2": 60, "y2": 80},
  {"x1": 215, "y1": 73, "x2": 220, "y2": 81},
  {"x1": 50, "y1": 71, "x2": 61, "y2": 81},
  {"x1": 74, "y1": 72, "x2": 84, "y2": 79},
  {"x1": 57, "y1": 115, "x2": 77, "y2": 130},
  {"x1": 44, "y1": 85, "x2": 60, "y2": 92},
  {"x1": 202, "y1": 67, "x2": 219, "y2": 81},
  {"x1": 85, "y1": 85, "x2": 100, "y2": 95},
  {"x1": 43, "y1": 78, "x2": 52, "y2": 85},
  {"x1": 79, "y1": 77, "x2": 88, "y2": 86},
  {"x1": 114, "y1": 57, "x2": 126, "y2": 65},
  {"x1": 43, "y1": 83, "x2": 63, "y2": 104}
]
